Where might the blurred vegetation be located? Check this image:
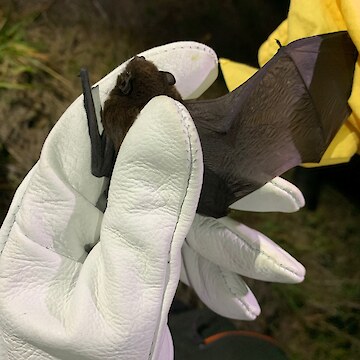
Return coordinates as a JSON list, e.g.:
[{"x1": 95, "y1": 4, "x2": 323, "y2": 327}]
[
  {"x1": 0, "y1": 1, "x2": 359, "y2": 359},
  {"x1": 0, "y1": 13, "x2": 69, "y2": 90}
]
